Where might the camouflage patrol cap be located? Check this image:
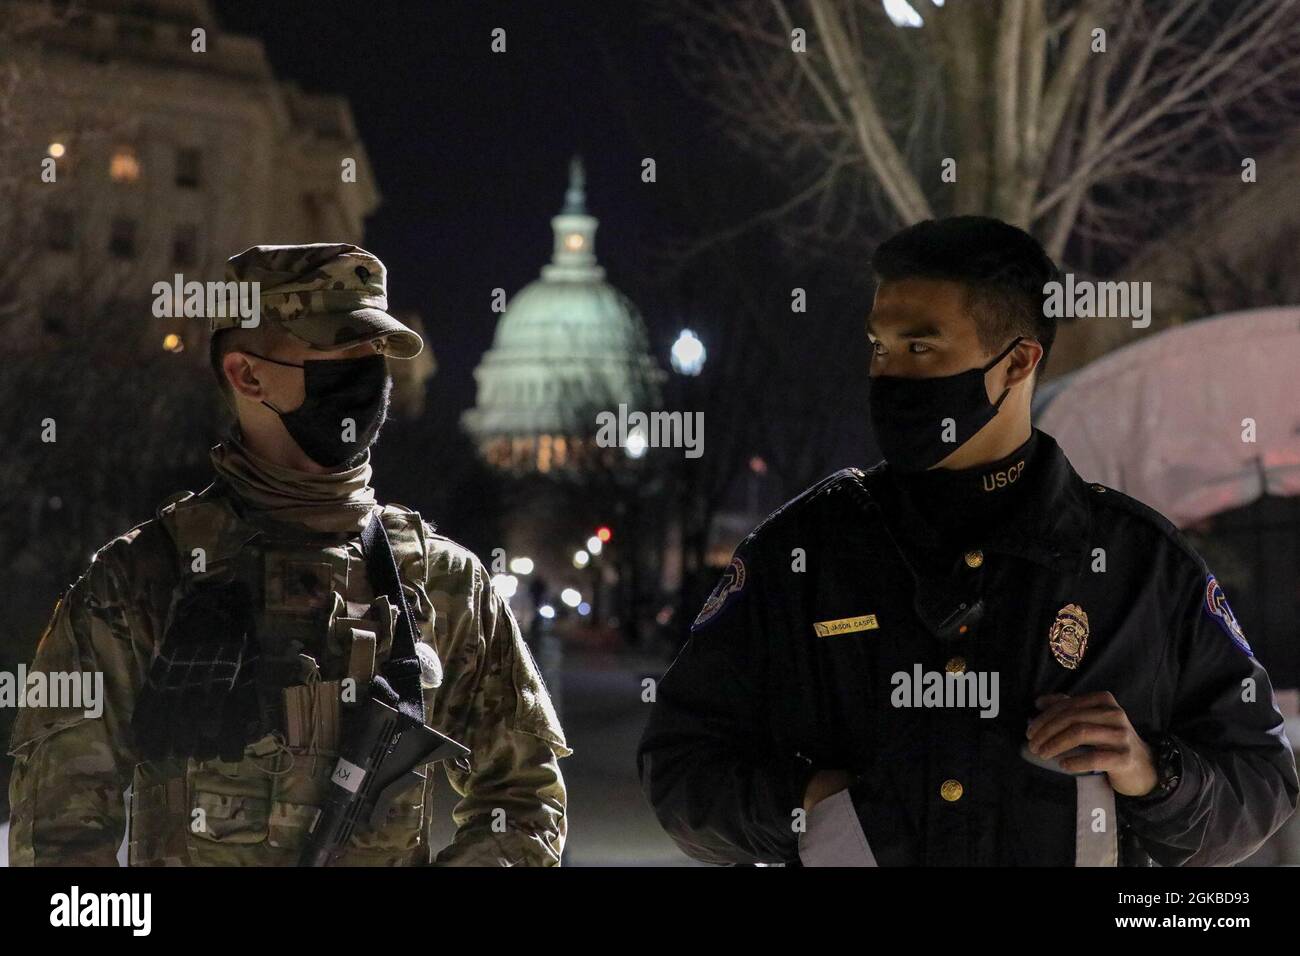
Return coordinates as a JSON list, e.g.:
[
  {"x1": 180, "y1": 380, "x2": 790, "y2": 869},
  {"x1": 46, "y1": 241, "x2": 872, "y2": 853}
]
[{"x1": 218, "y1": 243, "x2": 423, "y2": 359}]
